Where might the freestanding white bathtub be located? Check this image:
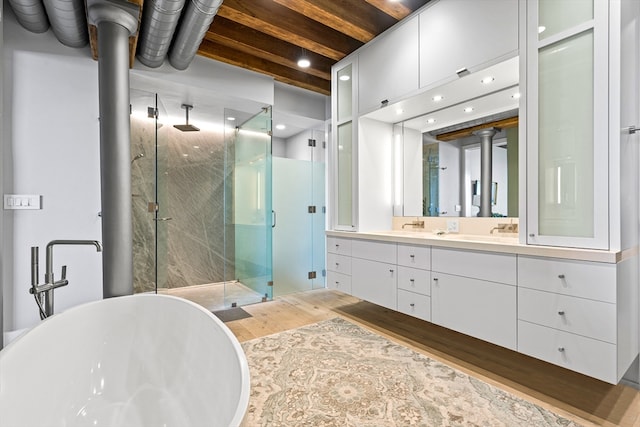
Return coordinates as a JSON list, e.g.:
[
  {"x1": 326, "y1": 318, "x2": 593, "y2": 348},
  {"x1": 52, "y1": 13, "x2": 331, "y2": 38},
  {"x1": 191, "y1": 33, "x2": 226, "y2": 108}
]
[{"x1": 0, "y1": 294, "x2": 250, "y2": 426}]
